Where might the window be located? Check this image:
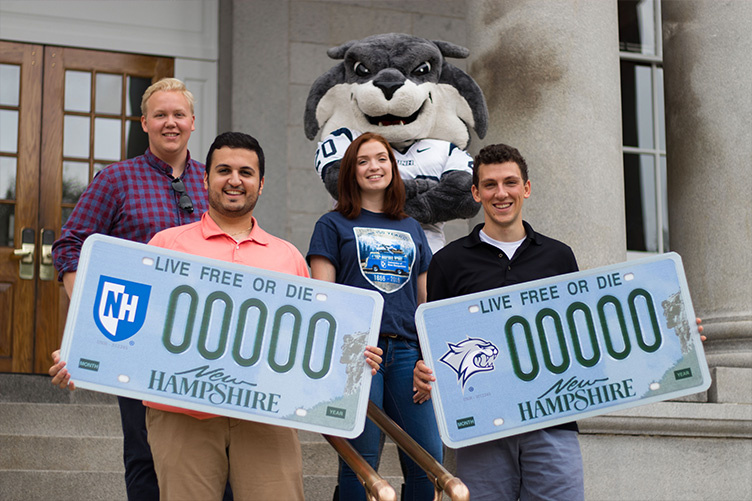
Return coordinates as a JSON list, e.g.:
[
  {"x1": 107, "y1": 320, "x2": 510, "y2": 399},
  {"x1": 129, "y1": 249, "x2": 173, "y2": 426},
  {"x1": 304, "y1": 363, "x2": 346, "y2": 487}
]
[
  {"x1": 61, "y1": 70, "x2": 152, "y2": 224},
  {"x1": 0, "y1": 62, "x2": 21, "y2": 247},
  {"x1": 0, "y1": 43, "x2": 173, "y2": 374},
  {"x1": 619, "y1": 0, "x2": 668, "y2": 255}
]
